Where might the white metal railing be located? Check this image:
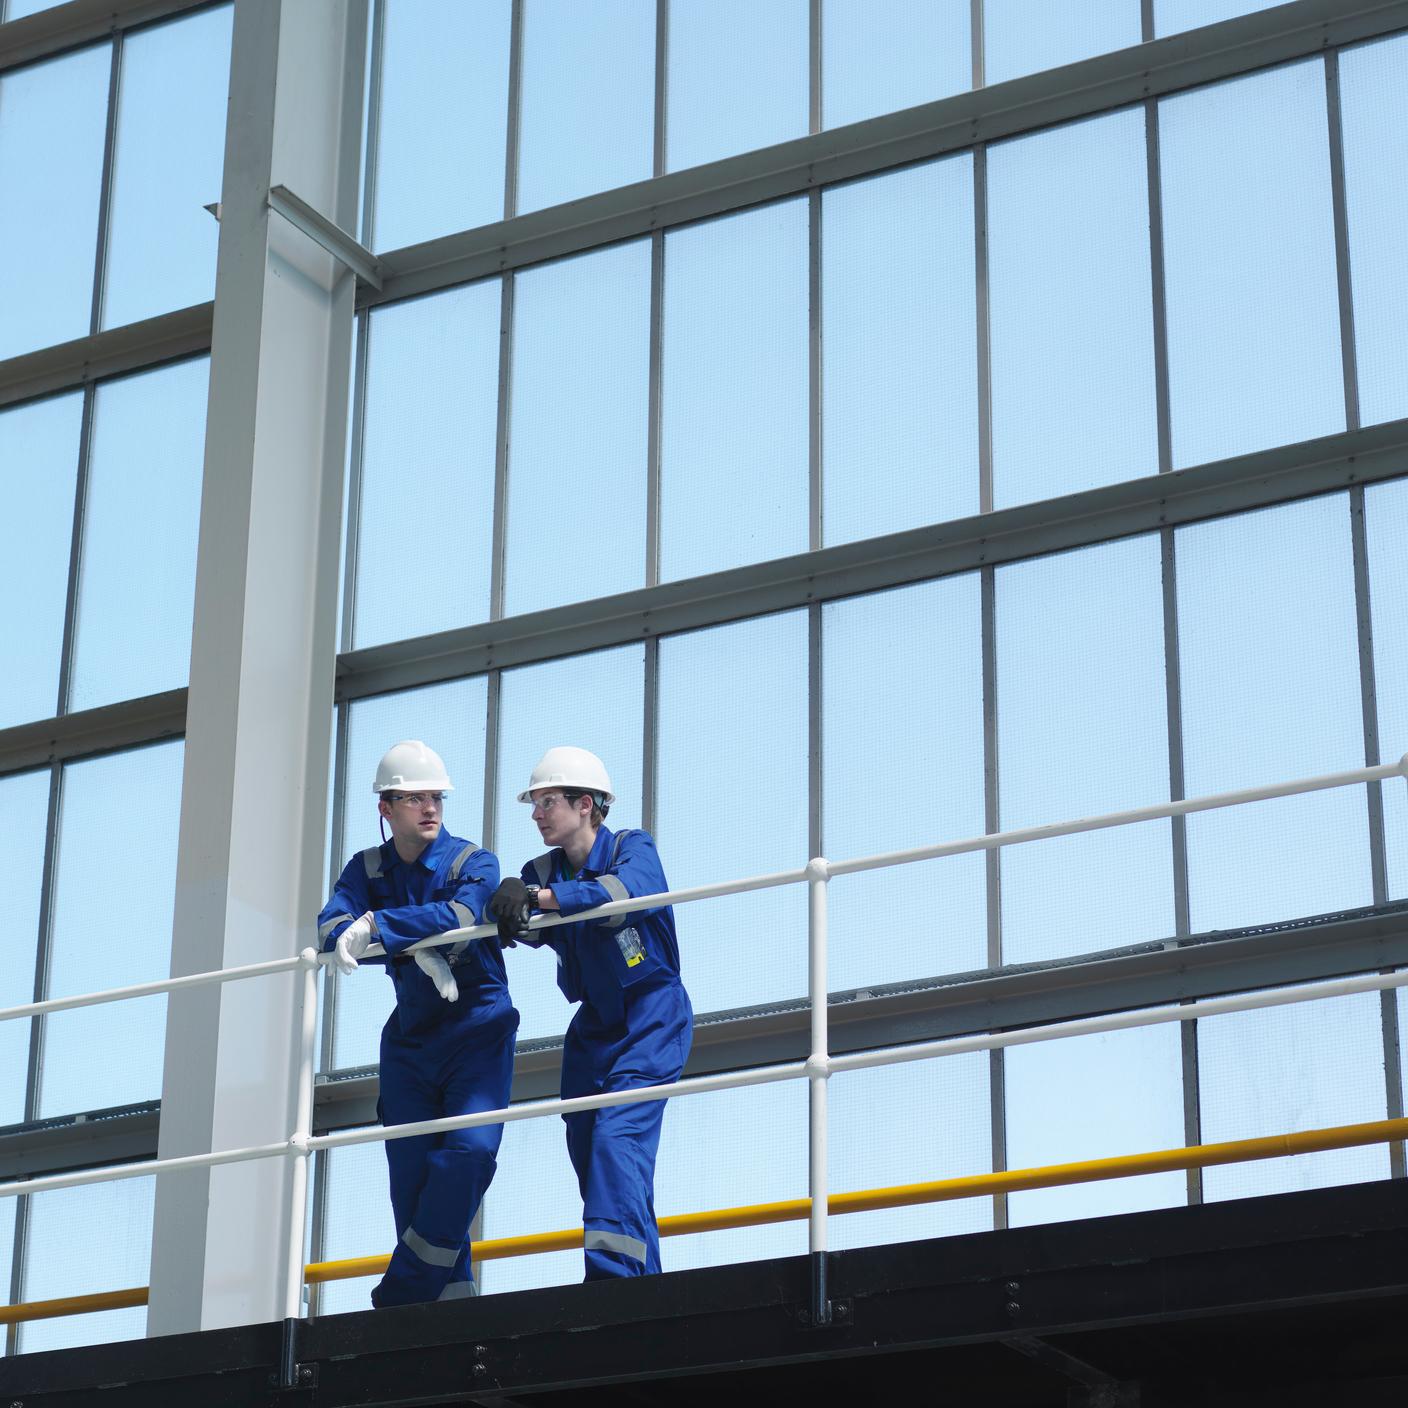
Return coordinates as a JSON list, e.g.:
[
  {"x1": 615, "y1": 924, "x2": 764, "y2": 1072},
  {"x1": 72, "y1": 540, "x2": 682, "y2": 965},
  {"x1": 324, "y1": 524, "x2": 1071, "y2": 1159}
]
[{"x1": 2, "y1": 754, "x2": 1405, "y2": 1323}]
